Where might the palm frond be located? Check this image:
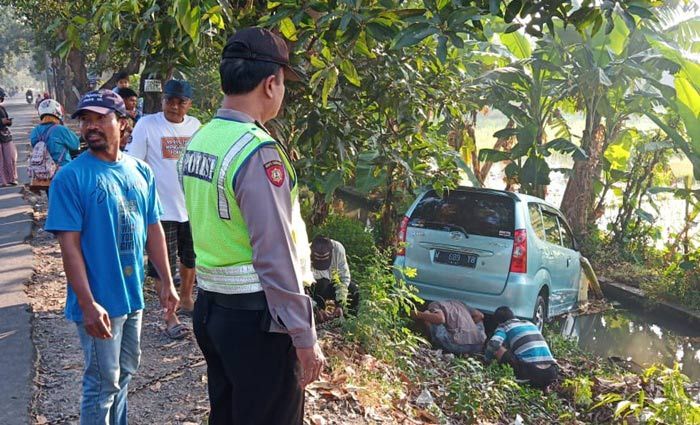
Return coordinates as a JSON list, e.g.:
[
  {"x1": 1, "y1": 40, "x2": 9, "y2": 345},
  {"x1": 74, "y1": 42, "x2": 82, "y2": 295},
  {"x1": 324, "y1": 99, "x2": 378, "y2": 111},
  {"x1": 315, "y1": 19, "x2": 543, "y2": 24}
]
[{"x1": 649, "y1": 1, "x2": 700, "y2": 53}]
